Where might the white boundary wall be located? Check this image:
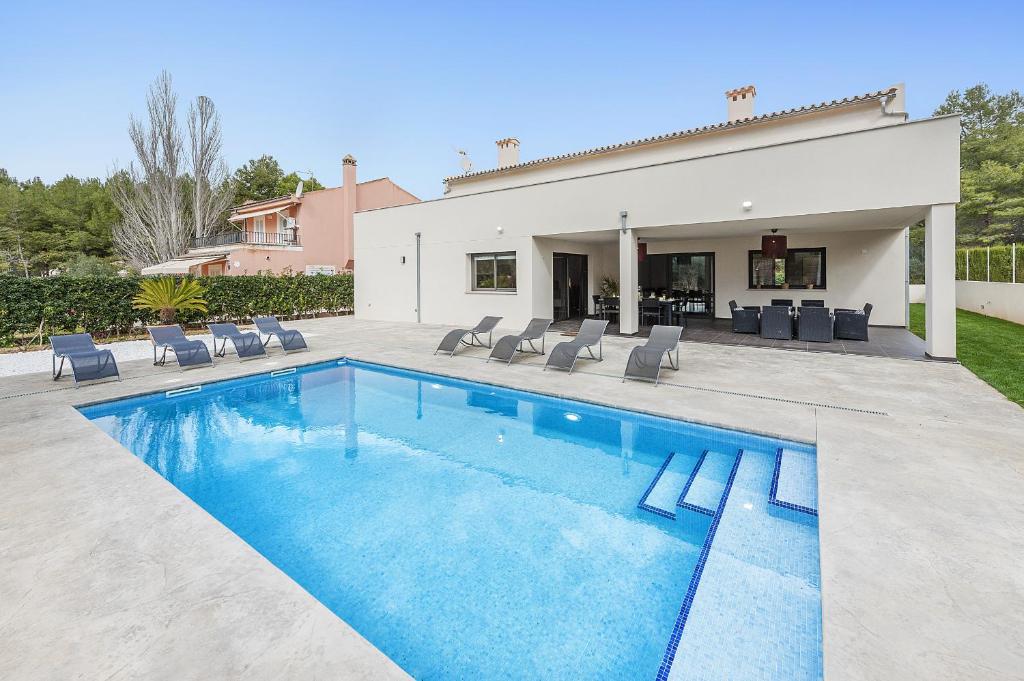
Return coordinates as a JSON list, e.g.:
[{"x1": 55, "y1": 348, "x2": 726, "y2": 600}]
[{"x1": 955, "y1": 281, "x2": 1024, "y2": 325}]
